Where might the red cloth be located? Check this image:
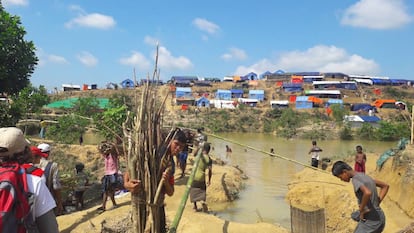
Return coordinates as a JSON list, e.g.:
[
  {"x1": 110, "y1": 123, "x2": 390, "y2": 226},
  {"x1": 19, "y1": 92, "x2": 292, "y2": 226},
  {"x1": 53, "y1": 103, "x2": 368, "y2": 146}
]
[{"x1": 354, "y1": 161, "x2": 366, "y2": 173}]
